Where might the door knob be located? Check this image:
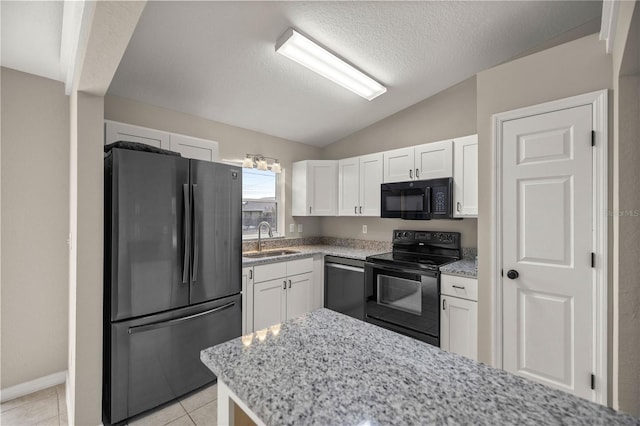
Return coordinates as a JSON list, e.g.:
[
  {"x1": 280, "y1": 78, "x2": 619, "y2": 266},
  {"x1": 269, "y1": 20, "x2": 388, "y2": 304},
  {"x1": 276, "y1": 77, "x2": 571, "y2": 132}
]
[{"x1": 506, "y1": 270, "x2": 519, "y2": 279}]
